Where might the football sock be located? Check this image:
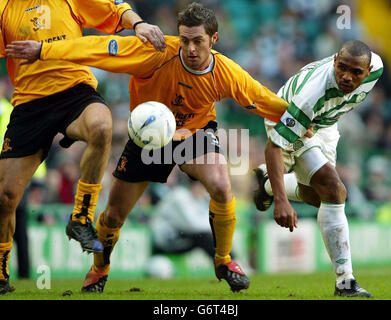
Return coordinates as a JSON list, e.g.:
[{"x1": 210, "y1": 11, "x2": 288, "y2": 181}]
[
  {"x1": 265, "y1": 173, "x2": 302, "y2": 202},
  {"x1": 93, "y1": 212, "x2": 120, "y2": 274},
  {"x1": 0, "y1": 241, "x2": 13, "y2": 281},
  {"x1": 209, "y1": 197, "x2": 236, "y2": 266},
  {"x1": 72, "y1": 180, "x2": 102, "y2": 224},
  {"x1": 317, "y1": 202, "x2": 354, "y2": 282}
]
